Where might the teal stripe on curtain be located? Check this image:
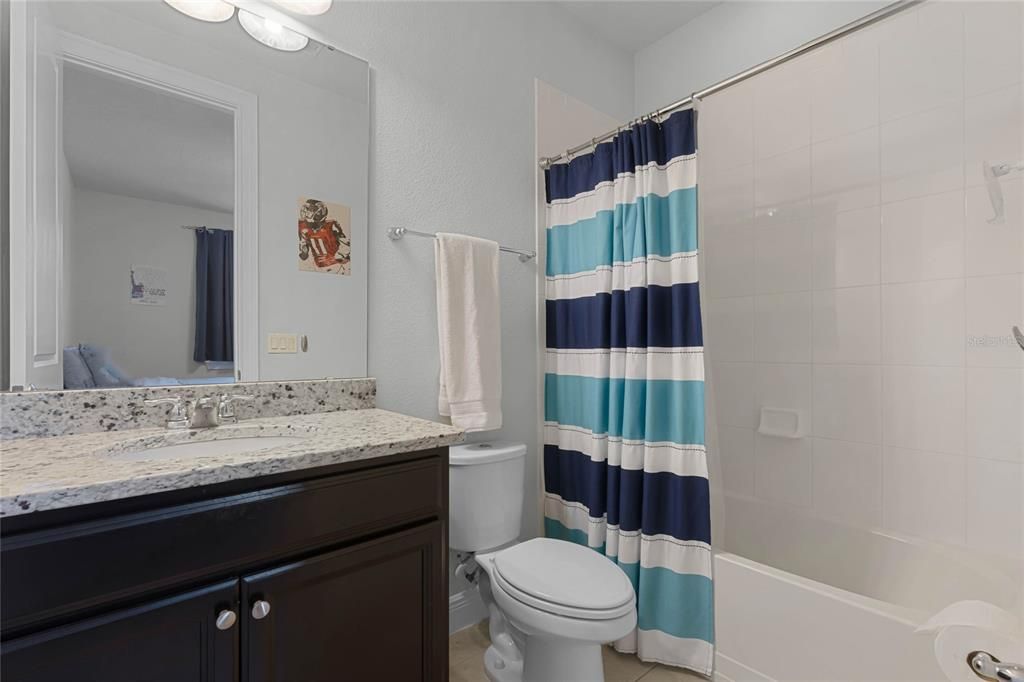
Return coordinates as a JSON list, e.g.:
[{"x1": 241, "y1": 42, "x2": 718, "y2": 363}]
[
  {"x1": 547, "y1": 188, "x2": 698, "y2": 277},
  {"x1": 543, "y1": 517, "x2": 607, "y2": 554},
  {"x1": 544, "y1": 374, "x2": 705, "y2": 445},
  {"x1": 636, "y1": 567, "x2": 715, "y2": 643}
]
